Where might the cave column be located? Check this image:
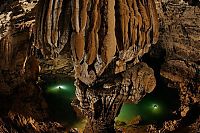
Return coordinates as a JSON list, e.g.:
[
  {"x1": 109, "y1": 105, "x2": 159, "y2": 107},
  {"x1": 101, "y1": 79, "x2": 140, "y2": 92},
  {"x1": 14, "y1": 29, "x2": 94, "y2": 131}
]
[
  {"x1": 74, "y1": 62, "x2": 156, "y2": 132},
  {"x1": 75, "y1": 80, "x2": 123, "y2": 133}
]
